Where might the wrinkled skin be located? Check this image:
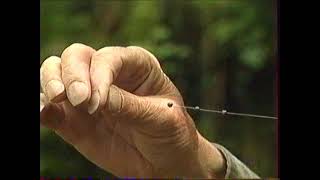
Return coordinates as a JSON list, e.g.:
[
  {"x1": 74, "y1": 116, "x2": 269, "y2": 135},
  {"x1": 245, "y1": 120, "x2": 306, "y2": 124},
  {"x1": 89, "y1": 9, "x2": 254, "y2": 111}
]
[{"x1": 40, "y1": 43, "x2": 225, "y2": 178}]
